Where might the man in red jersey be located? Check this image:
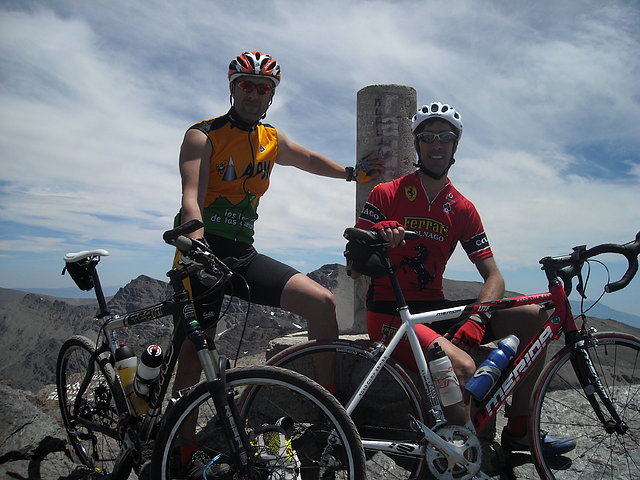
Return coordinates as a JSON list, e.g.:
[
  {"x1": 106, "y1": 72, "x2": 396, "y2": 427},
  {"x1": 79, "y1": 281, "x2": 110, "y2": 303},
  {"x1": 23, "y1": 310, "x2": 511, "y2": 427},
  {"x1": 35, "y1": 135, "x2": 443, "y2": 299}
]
[{"x1": 351, "y1": 102, "x2": 576, "y2": 455}]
